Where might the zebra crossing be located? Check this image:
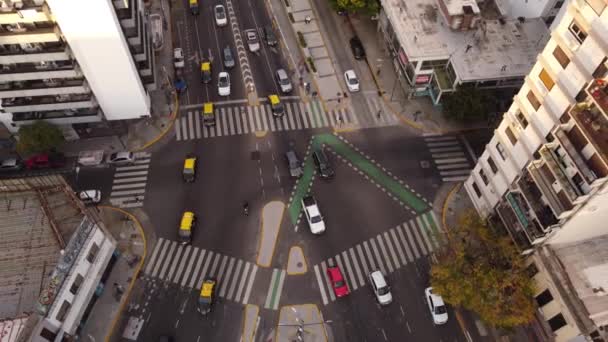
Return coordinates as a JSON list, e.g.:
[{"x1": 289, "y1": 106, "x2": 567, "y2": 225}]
[
  {"x1": 423, "y1": 133, "x2": 473, "y2": 182},
  {"x1": 174, "y1": 98, "x2": 399, "y2": 141},
  {"x1": 144, "y1": 238, "x2": 259, "y2": 305},
  {"x1": 313, "y1": 211, "x2": 441, "y2": 305},
  {"x1": 109, "y1": 152, "x2": 151, "y2": 209}
]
